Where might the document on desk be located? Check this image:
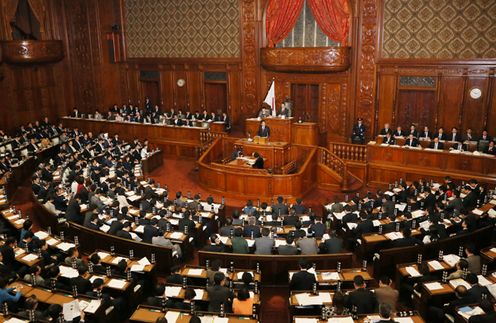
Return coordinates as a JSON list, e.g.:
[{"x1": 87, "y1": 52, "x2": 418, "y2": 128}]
[
  {"x1": 394, "y1": 318, "x2": 415, "y2": 323},
  {"x1": 428, "y1": 260, "x2": 444, "y2": 270},
  {"x1": 107, "y1": 279, "x2": 127, "y2": 289},
  {"x1": 97, "y1": 252, "x2": 111, "y2": 260},
  {"x1": 82, "y1": 299, "x2": 101, "y2": 314},
  {"x1": 295, "y1": 293, "x2": 332, "y2": 306},
  {"x1": 212, "y1": 318, "x2": 229, "y2": 323},
  {"x1": 4, "y1": 318, "x2": 29, "y2": 323},
  {"x1": 424, "y1": 282, "x2": 444, "y2": 291},
  {"x1": 477, "y1": 275, "x2": 492, "y2": 287},
  {"x1": 130, "y1": 264, "x2": 145, "y2": 272},
  {"x1": 59, "y1": 266, "x2": 79, "y2": 278},
  {"x1": 449, "y1": 278, "x2": 471, "y2": 290},
  {"x1": 112, "y1": 256, "x2": 128, "y2": 265},
  {"x1": 442, "y1": 254, "x2": 460, "y2": 267},
  {"x1": 193, "y1": 289, "x2": 204, "y2": 300},
  {"x1": 237, "y1": 271, "x2": 254, "y2": 279},
  {"x1": 22, "y1": 253, "x2": 39, "y2": 262},
  {"x1": 294, "y1": 319, "x2": 318, "y2": 323},
  {"x1": 405, "y1": 266, "x2": 422, "y2": 277},
  {"x1": 165, "y1": 286, "x2": 182, "y2": 297},
  {"x1": 164, "y1": 311, "x2": 180, "y2": 323},
  {"x1": 57, "y1": 242, "x2": 76, "y2": 252},
  {"x1": 187, "y1": 268, "x2": 204, "y2": 276},
  {"x1": 327, "y1": 318, "x2": 354, "y2": 323},
  {"x1": 34, "y1": 231, "x2": 49, "y2": 239},
  {"x1": 321, "y1": 272, "x2": 341, "y2": 281},
  {"x1": 170, "y1": 232, "x2": 184, "y2": 240},
  {"x1": 458, "y1": 306, "x2": 484, "y2": 320},
  {"x1": 63, "y1": 300, "x2": 81, "y2": 321},
  {"x1": 89, "y1": 275, "x2": 105, "y2": 283},
  {"x1": 138, "y1": 257, "x2": 151, "y2": 266},
  {"x1": 385, "y1": 232, "x2": 403, "y2": 240}
]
